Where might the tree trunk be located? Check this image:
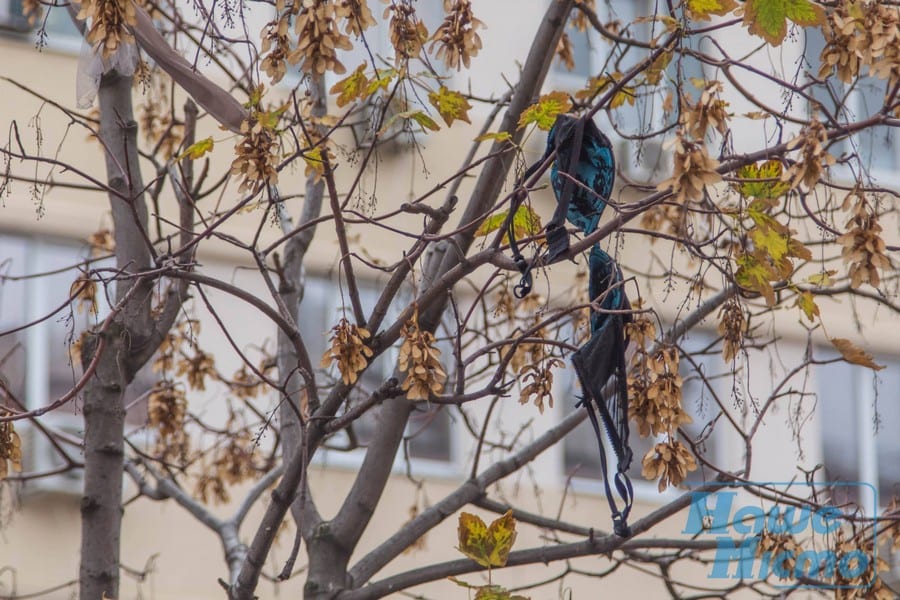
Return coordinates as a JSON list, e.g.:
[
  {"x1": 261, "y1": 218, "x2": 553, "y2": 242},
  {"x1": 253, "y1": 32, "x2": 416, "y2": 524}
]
[
  {"x1": 79, "y1": 327, "x2": 128, "y2": 600},
  {"x1": 80, "y1": 70, "x2": 152, "y2": 600}
]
